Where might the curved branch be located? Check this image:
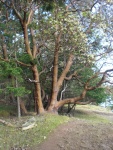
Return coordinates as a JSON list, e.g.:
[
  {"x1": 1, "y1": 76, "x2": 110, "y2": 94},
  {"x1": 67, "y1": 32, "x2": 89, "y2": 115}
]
[
  {"x1": 87, "y1": 69, "x2": 113, "y2": 90},
  {"x1": 55, "y1": 88, "x2": 87, "y2": 109},
  {"x1": 57, "y1": 54, "x2": 74, "y2": 87},
  {"x1": 16, "y1": 60, "x2": 32, "y2": 67},
  {"x1": 65, "y1": 71, "x2": 77, "y2": 80},
  {"x1": 11, "y1": 3, "x2": 23, "y2": 23},
  {"x1": 27, "y1": 9, "x2": 33, "y2": 25}
]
